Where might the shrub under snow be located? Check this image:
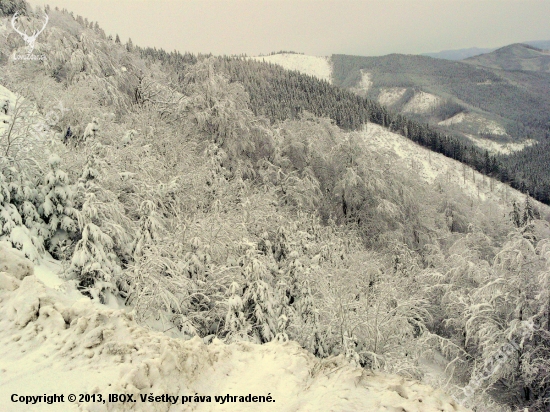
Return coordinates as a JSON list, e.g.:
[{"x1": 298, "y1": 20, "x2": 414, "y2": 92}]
[{"x1": 0, "y1": 252, "x2": 470, "y2": 411}]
